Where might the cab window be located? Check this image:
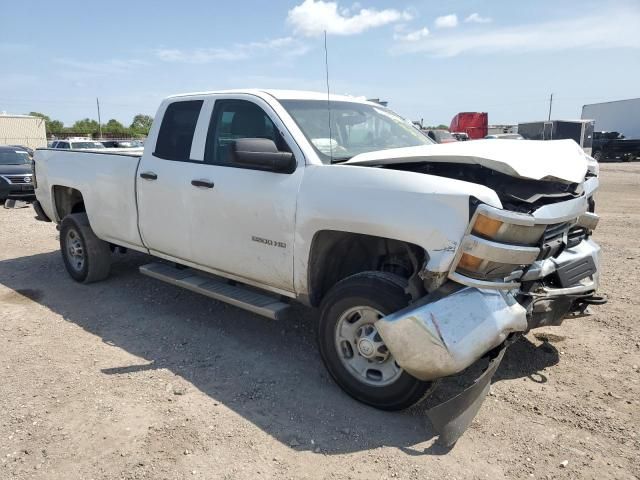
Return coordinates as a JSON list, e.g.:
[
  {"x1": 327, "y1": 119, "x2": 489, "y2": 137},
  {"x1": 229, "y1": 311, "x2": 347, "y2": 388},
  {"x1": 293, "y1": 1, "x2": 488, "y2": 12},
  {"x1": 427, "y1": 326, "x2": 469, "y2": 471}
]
[
  {"x1": 204, "y1": 99, "x2": 289, "y2": 166},
  {"x1": 154, "y1": 100, "x2": 203, "y2": 161}
]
